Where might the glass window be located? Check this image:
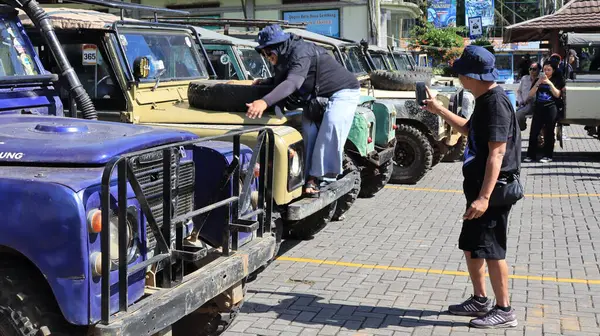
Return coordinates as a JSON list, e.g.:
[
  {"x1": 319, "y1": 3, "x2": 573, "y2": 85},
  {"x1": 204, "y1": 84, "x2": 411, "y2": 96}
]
[
  {"x1": 119, "y1": 30, "x2": 208, "y2": 81},
  {"x1": 370, "y1": 54, "x2": 388, "y2": 70},
  {"x1": 239, "y1": 47, "x2": 271, "y2": 79},
  {"x1": 571, "y1": 47, "x2": 600, "y2": 73},
  {"x1": 61, "y1": 44, "x2": 119, "y2": 100},
  {"x1": 392, "y1": 53, "x2": 413, "y2": 71},
  {"x1": 344, "y1": 47, "x2": 368, "y2": 74},
  {"x1": 0, "y1": 16, "x2": 39, "y2": 76},
  {"x1": 205, "y1": 45, "x2": 241, "y2": 80},
  {"x1": 386, "y1": 54, "x2": 397, "y2": 70}
]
